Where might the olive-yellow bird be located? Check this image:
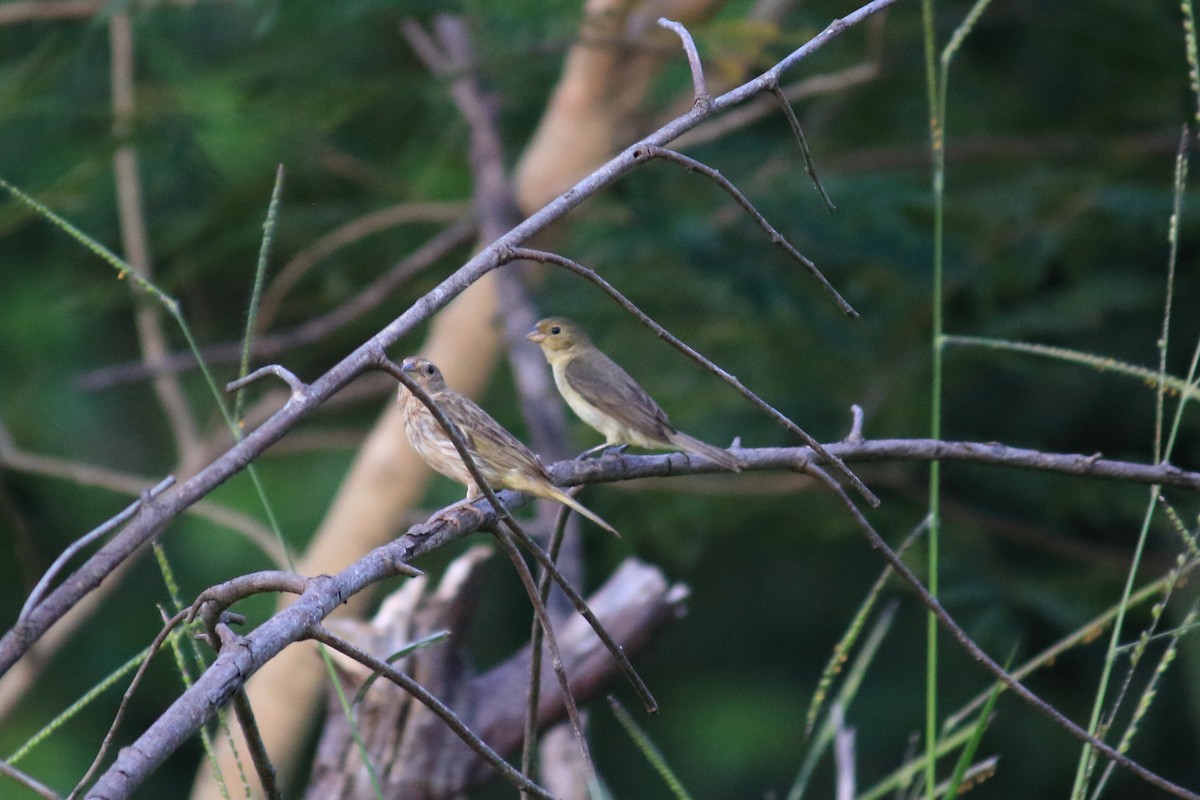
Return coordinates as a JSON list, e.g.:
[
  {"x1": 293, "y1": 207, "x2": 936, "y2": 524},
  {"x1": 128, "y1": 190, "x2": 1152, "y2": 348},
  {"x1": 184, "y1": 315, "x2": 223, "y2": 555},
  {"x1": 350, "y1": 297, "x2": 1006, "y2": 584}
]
[
  {"x1": 527, "y1": 318, "x2": 743, "y2": 472},
  {"x1": 398, "y1": 356, "x2": 619, "y2": 536}
]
